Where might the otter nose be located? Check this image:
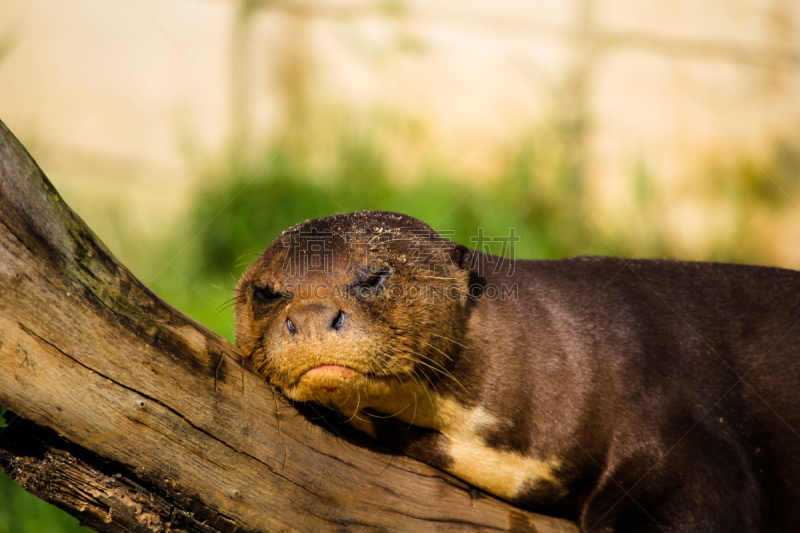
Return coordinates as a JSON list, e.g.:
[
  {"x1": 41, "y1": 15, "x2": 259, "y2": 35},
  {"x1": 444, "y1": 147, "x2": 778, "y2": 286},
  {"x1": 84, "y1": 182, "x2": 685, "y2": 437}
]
[{"x1": 286, "y1": 303, "x2": 345, "y2": 337}]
